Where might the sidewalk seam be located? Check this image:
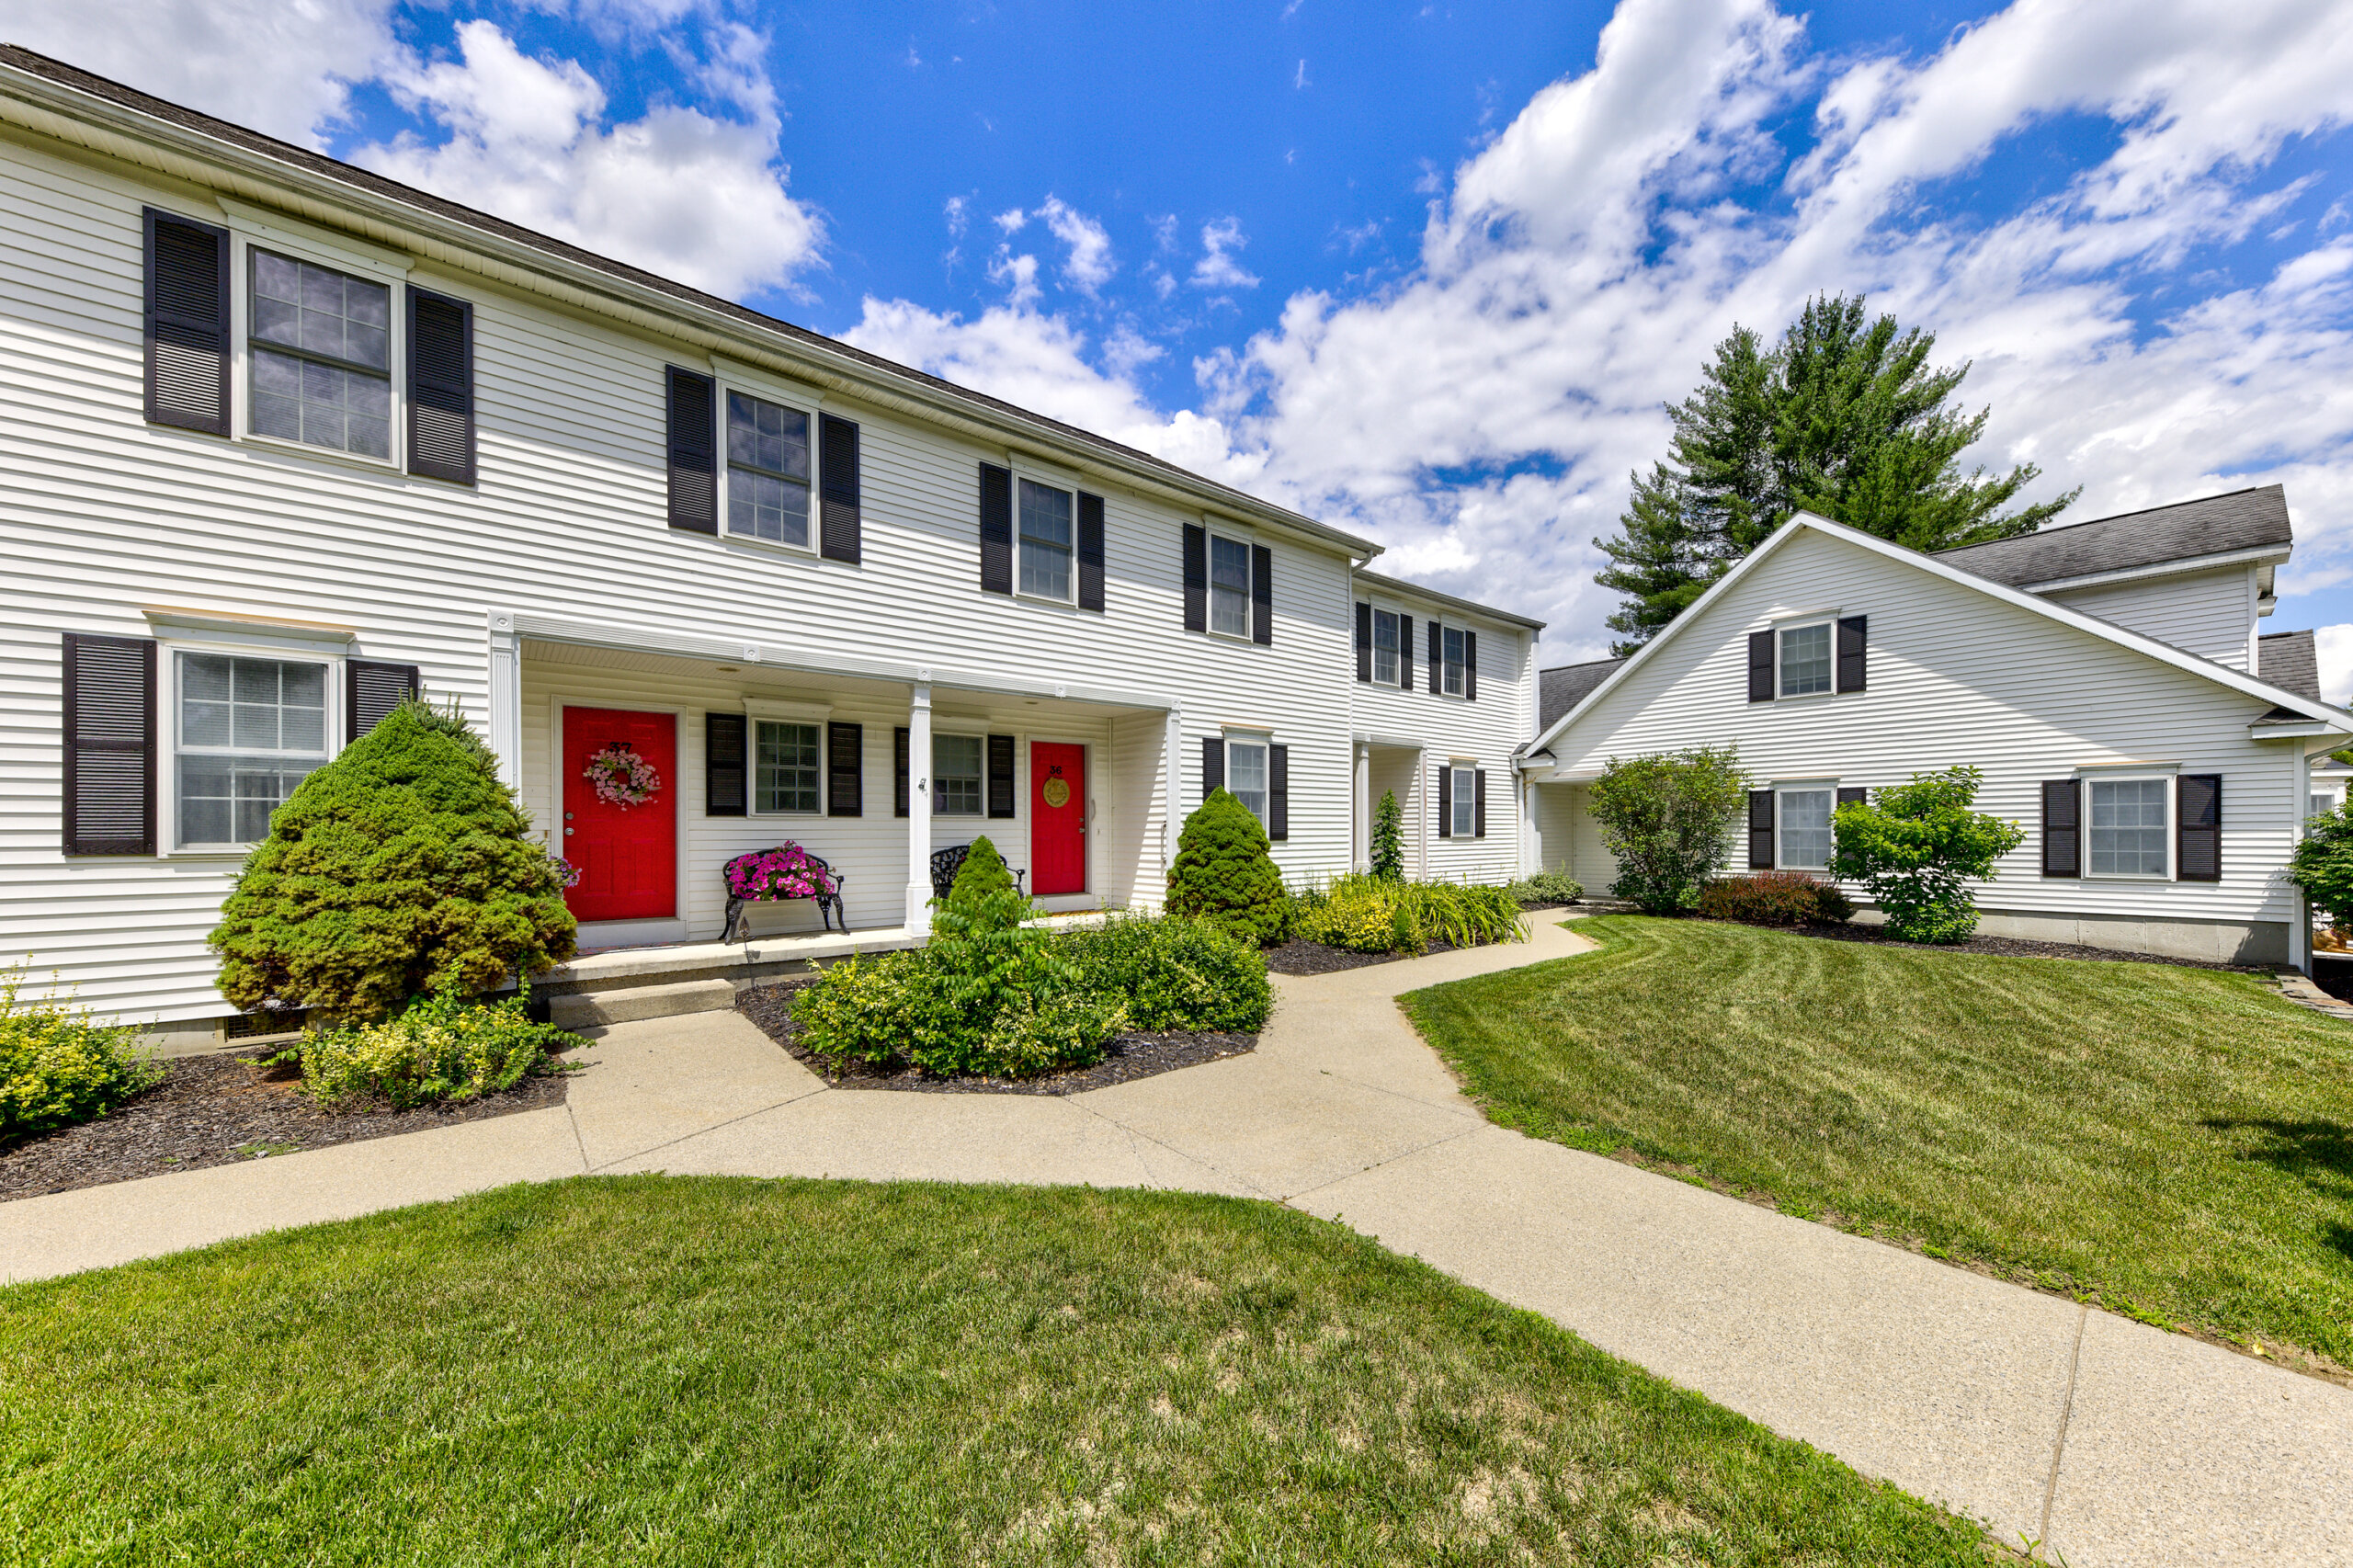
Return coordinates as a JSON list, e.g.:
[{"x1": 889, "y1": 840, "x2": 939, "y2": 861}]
[
  {"x1": 584, "y1": 1084, "x2": 832, "y2": 1173},
  {"x1": 1279, "y1": 1122, "x2": 1487, "y2": 1206},
  {"x1": 2040, "y1": 1302, "x2": 2090, "y2": 1549},
  {"x1": 1072, "y1": 1099, "x2": 1275, "y2": 1200}
]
